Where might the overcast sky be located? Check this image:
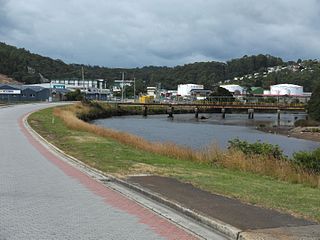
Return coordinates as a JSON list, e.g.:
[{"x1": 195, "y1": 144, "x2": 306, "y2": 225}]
[{"x1": 1, "y1": 0, "x2": 320, "y2": 67}]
